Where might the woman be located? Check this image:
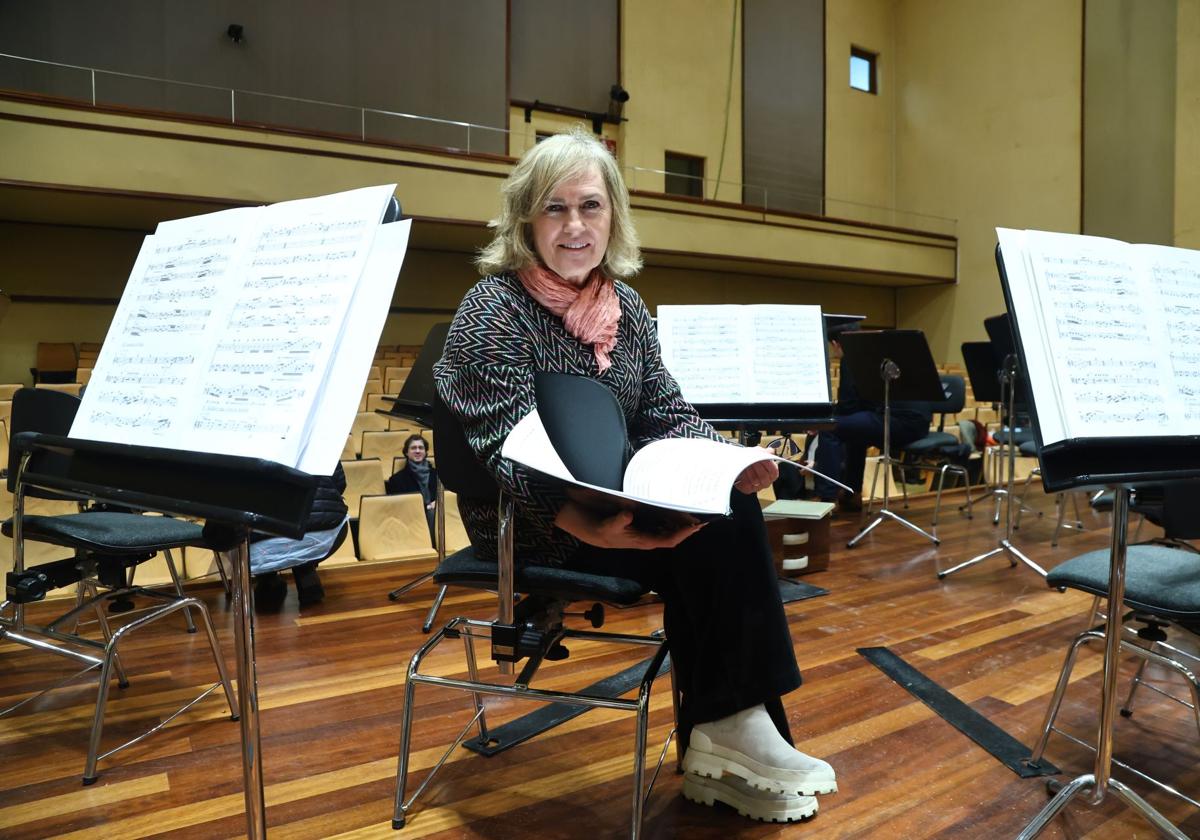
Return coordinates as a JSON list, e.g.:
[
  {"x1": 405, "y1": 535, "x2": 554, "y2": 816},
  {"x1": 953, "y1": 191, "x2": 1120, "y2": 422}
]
[
  {"x1": 433, "y1": 127, "x2": 835, "y2": 823},
  {"x1": 384, "y1": 433, "x2": 438, "y2": 539}
]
